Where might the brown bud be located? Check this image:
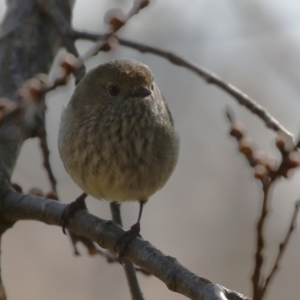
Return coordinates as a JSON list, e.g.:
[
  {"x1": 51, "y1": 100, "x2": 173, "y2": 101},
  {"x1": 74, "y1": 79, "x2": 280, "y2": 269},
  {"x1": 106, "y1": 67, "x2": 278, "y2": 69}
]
[
  {"x1": 275, "y1": 136, "x2": 286, "y2": 153},
  {"x1": 139, "y1": 0, "x2": 150, "y2": 9},
  {"x1": 239, "y1": 138, "x2": 254, "y2": 157},
  {"x1": 252, "y1": 150, "x2": 268, "y2": 166},
  {"x1": 12, "y1": 183, "x2": 23, "y2": 193},
  {"x1": 54, "y1": 68, "x2": 69, "y2": 86},
  {"x1": 230, "y1": 122, "x2": 246, "y2": 140},
  {"x1": 60, "y1": 53, "x2": 80, "y2": 75},
  {"x1": 35, "y1": 73, "x2": 49, "y2": 87},
  {"x1": 27, "y1": 78, "x2": 44, "y2": 101},
  {"x1": 265, "y1": 158, "x2": 279, "y2": 172},
  {"x1": 99, "y1": 42, "x2": 112, "y2": 52},
  {"x1": 282, "y1": 168, "x2": 295, "y2": 179},
  {"x1": 18, "y1": 85, "x2": 31, "y2": 100},
  {"x1": 287, "y1": 151, "x2": 300, "y2": 167},
  {"x1": 109, "y1": 17, "x2": 125, "y2": 31},
  {"x1": 105, "y1": 9, "x2": 126, "y2": 32},
  {"x1": 276, "y1": 134, "x2": 295, "y2": 154},
  {"x1": 254, "y1": 164, "x2": 268, "y2": 179},
  {"x1": 0, "y1": 98, "x2": 16, "y2": 112}
]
